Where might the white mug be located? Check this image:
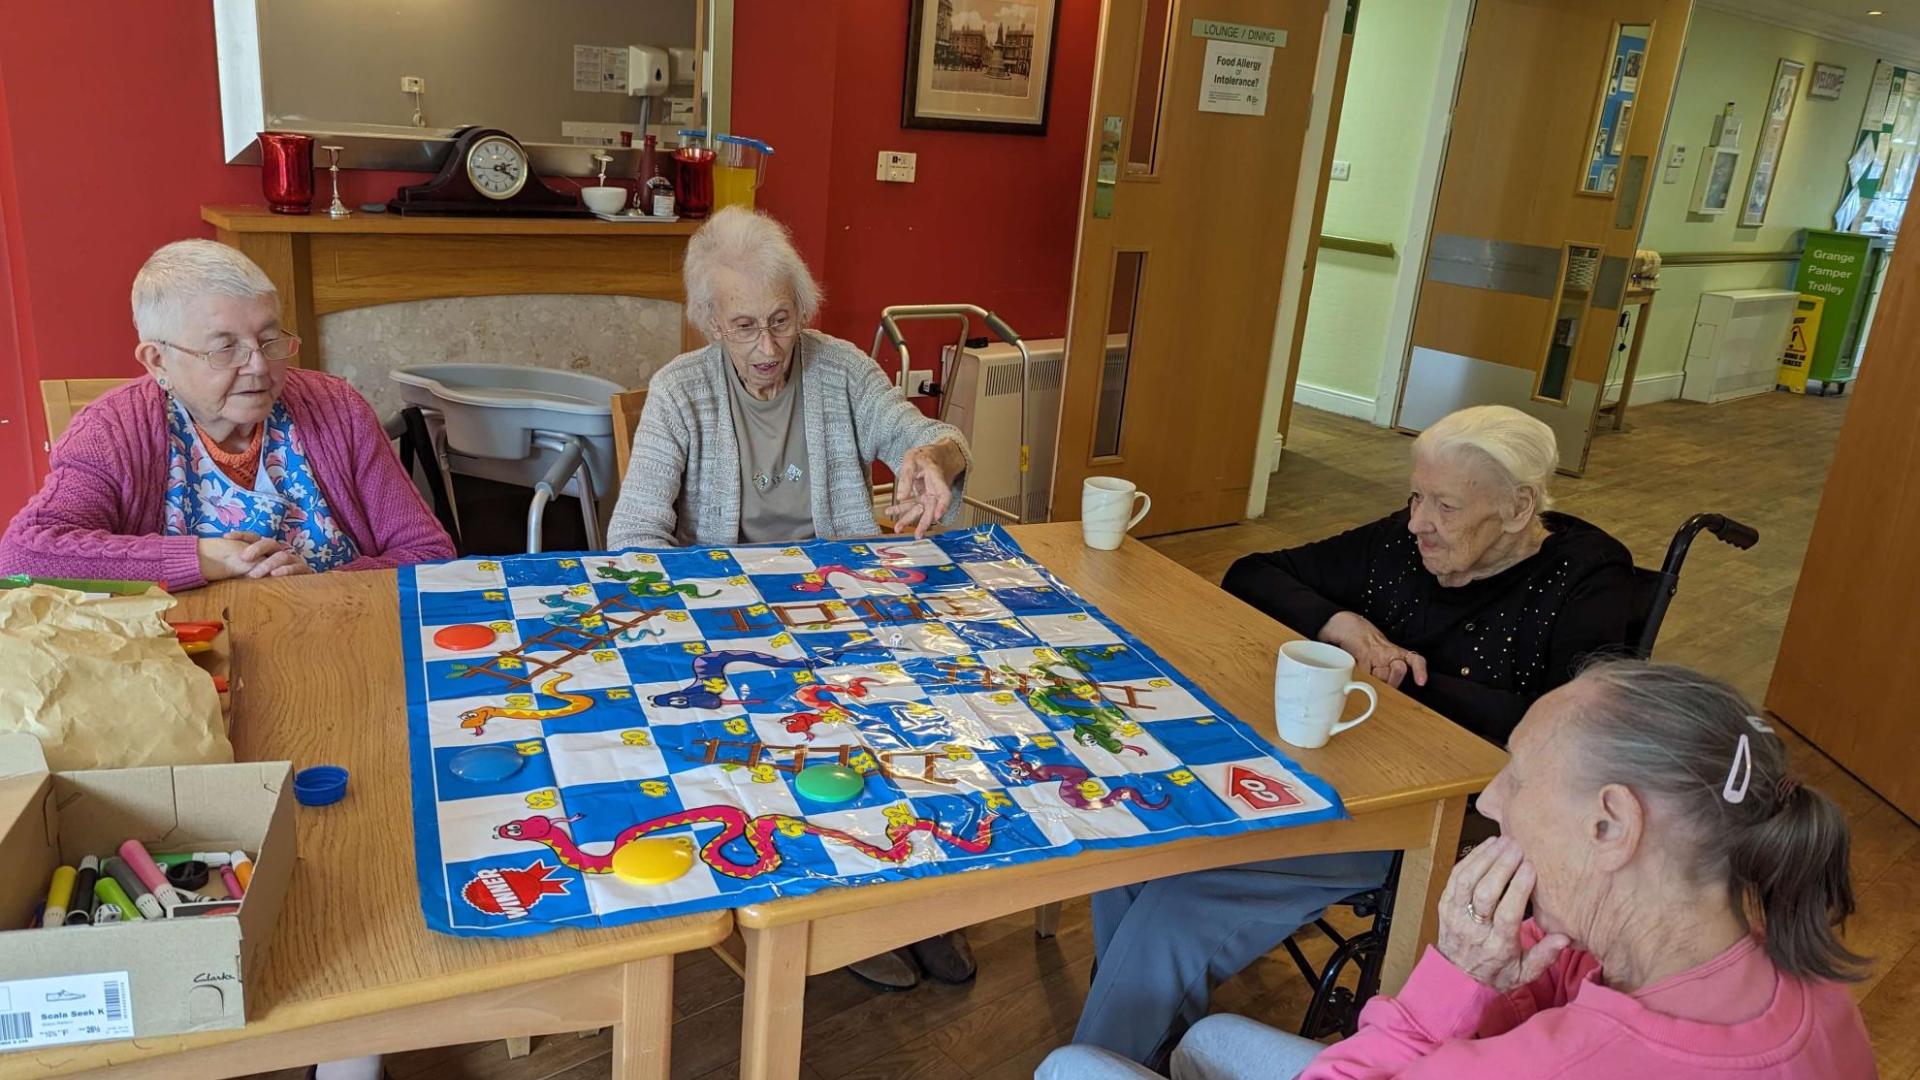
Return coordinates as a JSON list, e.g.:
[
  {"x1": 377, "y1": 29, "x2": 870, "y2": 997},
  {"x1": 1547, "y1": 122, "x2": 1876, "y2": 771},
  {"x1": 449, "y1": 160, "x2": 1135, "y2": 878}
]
[
  {"x1": 1273, "y1": 640, "x2": 1378, "y2": 749},
  {"x1": 1082, "y1": 476, "x2": 1151, "y2": 551}
]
